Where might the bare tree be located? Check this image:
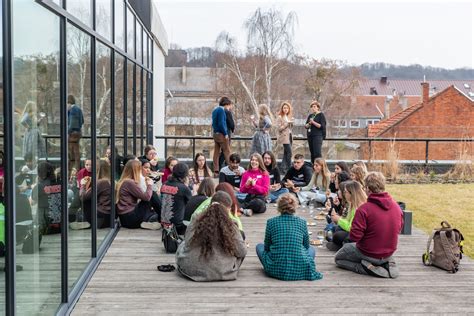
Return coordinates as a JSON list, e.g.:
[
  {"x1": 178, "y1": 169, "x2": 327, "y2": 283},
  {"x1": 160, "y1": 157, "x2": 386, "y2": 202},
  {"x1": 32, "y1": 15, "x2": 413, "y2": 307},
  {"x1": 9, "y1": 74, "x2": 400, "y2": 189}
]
[{"x1": 245, "y1": 8, "x2": 297, "y2": 106}]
